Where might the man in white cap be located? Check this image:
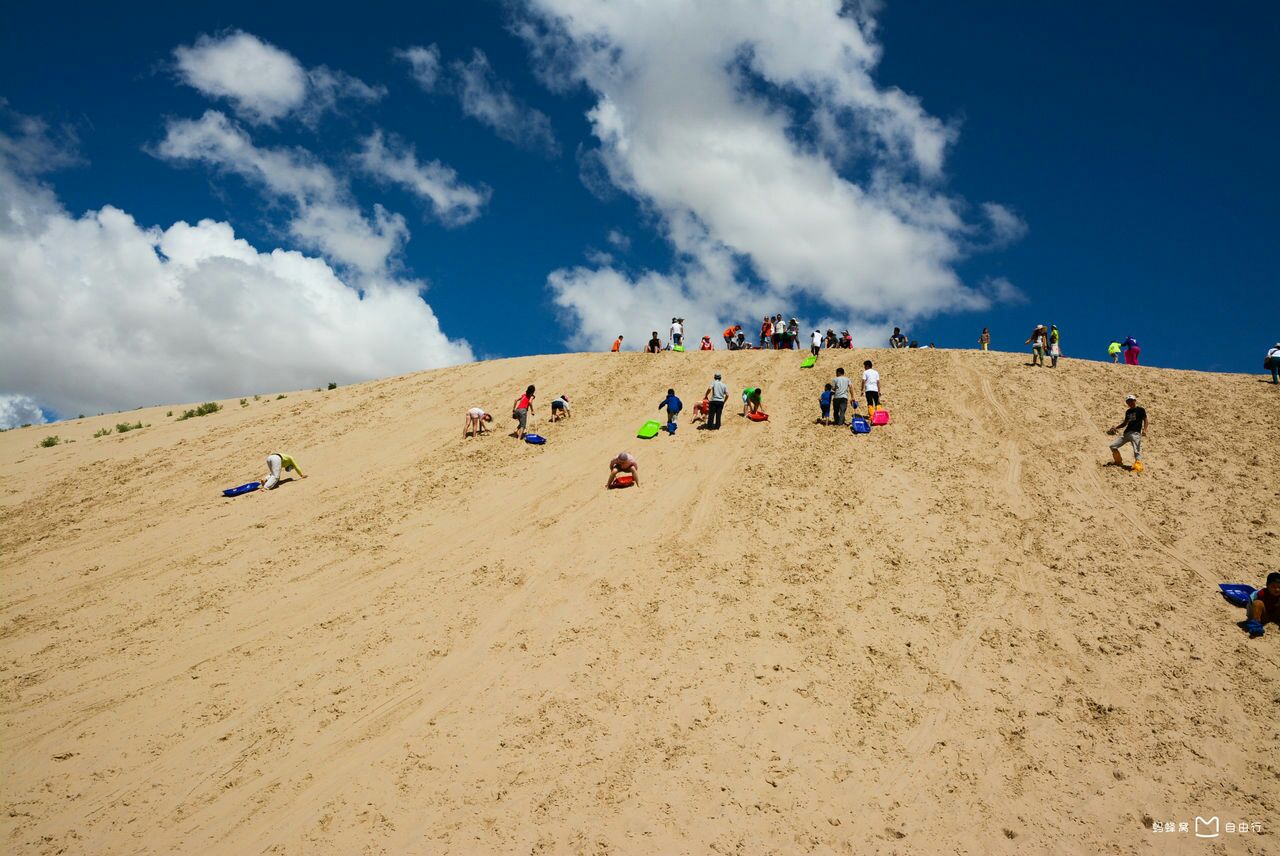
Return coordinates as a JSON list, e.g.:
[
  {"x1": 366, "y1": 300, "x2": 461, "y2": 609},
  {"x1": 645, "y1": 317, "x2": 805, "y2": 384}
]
[
  {"x1": 1266, "y1": 342, "x2": 1280, "y2": 384},
  {"x1": 1107, "y1": 394, "x2": 1148, "y2": 472}
]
